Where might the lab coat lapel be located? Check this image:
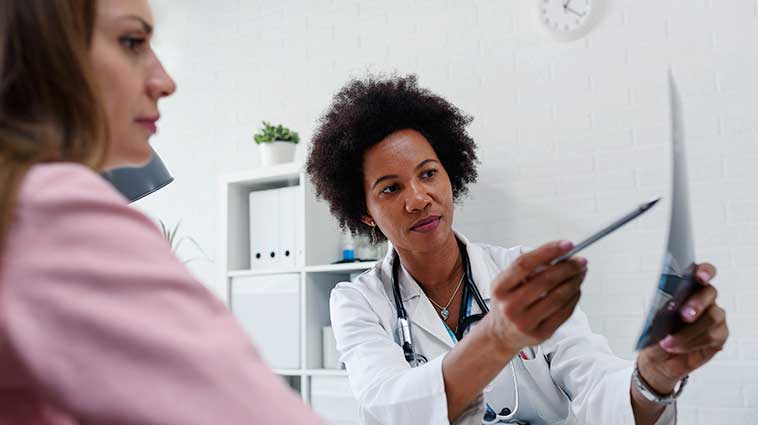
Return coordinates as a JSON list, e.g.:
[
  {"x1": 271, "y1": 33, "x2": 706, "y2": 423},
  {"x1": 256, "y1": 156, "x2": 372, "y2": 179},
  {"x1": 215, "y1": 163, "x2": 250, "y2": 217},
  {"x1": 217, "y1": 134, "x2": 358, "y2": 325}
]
[
  {"x1": 455, "y1": 230, "x2": 494, "y2": 302},
  {"x1": 401, "y1": 232, "x2": 500, "y2": 348},
  {"x1": 383, "y1": 232, "x2": 505, "y2": 350},
  {"x1": 400, "y1": 266, "x2": 457, "y2": 349},
  {"x1": 379, "y1": 247, "x2": 455, "y2": 349}
]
